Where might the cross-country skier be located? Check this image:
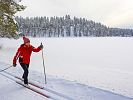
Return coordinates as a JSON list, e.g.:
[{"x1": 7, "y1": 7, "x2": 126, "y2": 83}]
[{"x1": 13, "y1": 36, "x2": 43, "y2": 84}]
